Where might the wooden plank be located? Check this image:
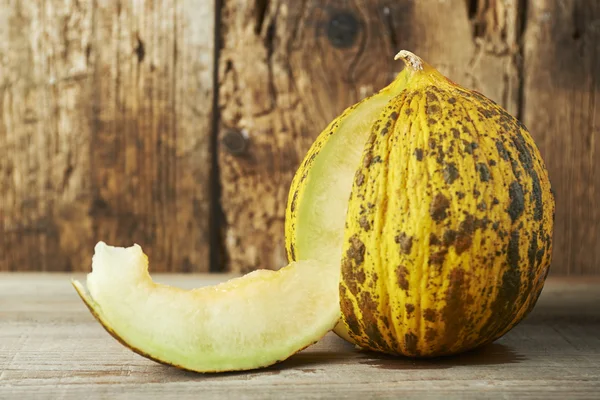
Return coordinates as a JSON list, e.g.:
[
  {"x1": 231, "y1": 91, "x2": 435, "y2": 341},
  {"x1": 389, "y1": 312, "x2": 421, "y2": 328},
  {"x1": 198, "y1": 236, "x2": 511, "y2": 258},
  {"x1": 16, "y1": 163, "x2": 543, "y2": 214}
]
[
  {"x1": 0, "y1": 0, "x2": 95, "y2": 271},
  {"x1": 1, "y1": 273, "x2": 599, "y2": 399},
  {"x1": 522, "y1": 0, "x2": 600, "y2": 275},
  {"x1": 217, "y1": 0, "x2": 523, "y2": 272},
  {"x1": 0, "y1": 1, "x2": 215, "y2": 272},
  {"x1": 87, "y1": 0, "x2": 215, "y2": 272}
]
